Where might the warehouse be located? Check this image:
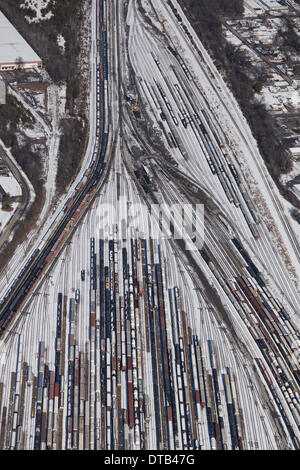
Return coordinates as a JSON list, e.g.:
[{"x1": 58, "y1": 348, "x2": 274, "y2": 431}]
[{"x1": 0, "y1": 11, "x2": 42, "y2": 71}]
